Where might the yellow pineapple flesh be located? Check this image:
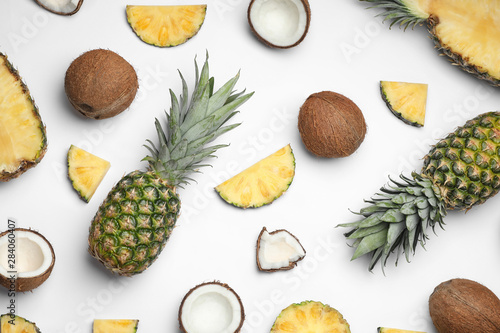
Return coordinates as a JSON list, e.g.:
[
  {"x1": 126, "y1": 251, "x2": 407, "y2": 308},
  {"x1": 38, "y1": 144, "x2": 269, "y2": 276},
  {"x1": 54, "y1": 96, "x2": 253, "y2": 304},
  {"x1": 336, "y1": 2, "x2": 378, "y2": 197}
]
[
  {"x1": 378, "y1": 328, "x2": 426, "y2": 333},
  {"x1": 0, "y1": 314, "x2": 41, "y2": 333},
  {"x1": 215, "y1": 144, "x2": 295, "y2": 208},
  {"x1": 93, "y1": 319, "x2": 138, "y2": 333},
  {"x1": 380, "y1": 81, "x2": 428, "y2": 127},
  {"x1": 271, "y1": 301, "x2": 351, "y2": 333},
  {"x1": 0, "y1": 53, "x2": 47, "y2": 181},
  {"x1": 126, "y1": 5, "x2": 207, "y2": 47},
  {"x1": 67, "y1": 145, "x2": 110, "y2": 202}
]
